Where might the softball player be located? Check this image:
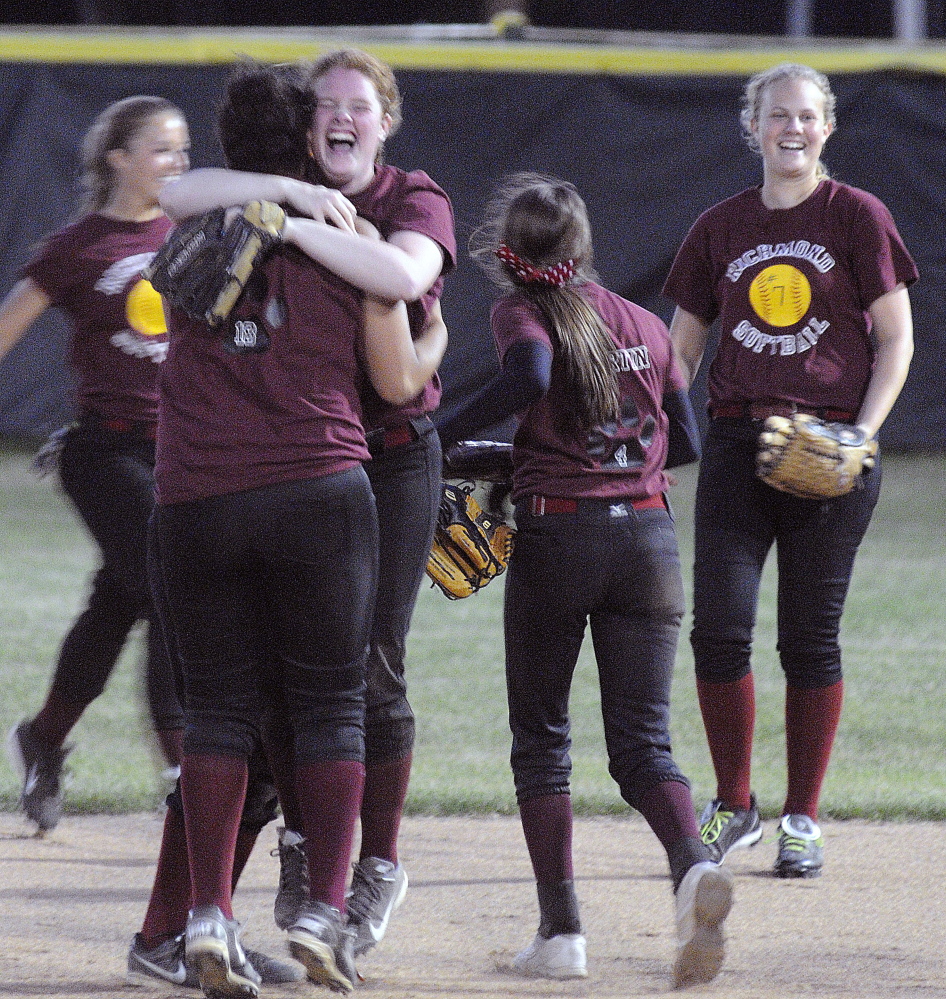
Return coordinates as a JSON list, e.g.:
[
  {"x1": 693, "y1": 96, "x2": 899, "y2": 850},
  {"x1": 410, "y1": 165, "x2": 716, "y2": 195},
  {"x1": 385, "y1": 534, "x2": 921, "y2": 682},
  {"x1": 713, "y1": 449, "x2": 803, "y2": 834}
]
[
  {"x1": 664, "y1": 63, "x2": 917, "y2": 878},
  {"x1": 437, "y1": 172, "x2": 732, "y2": 988},
  {"x1": 158, "y1": 47, "x2": 457, "y2": 957},
  {"x1": 143, "y1": 59, "x2": 446, "y2": 998},
  {"x1": 1, "y1": 96, "x2": 190, "y2": 831}
]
